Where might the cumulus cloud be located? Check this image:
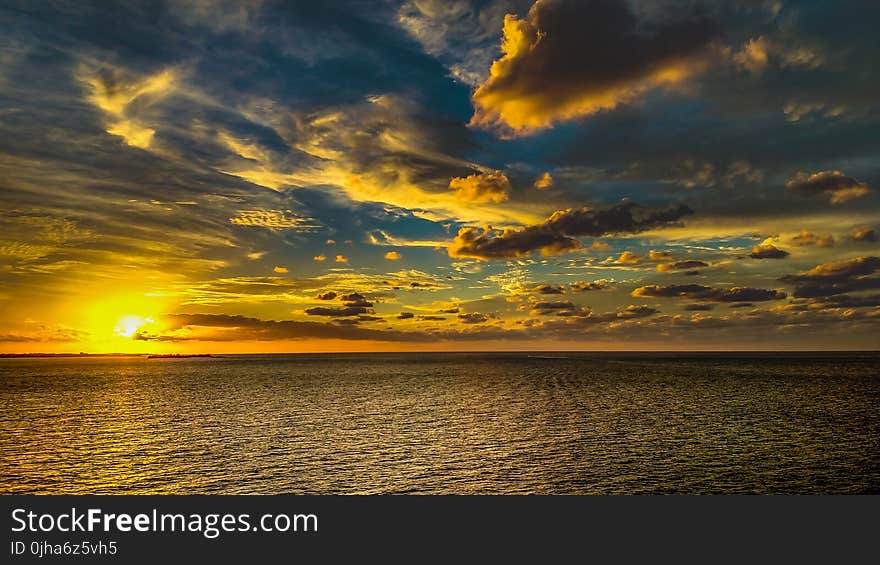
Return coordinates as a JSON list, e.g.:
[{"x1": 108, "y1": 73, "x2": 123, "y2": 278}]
[
  {"x1": 273, "y1": 266, "x2": 288, "y2": 273},
  {"x1": 571, "y1": 280, "x2": 610, "y2": 292},
  {"x1": 458, "y1": 312, "x2": 492, "y2": 324},
  {"x1": 470, "y1": 0, "x2": 717, "y2": 135},
  {"x1": 397, "y1": 312, "x2": 415, "y2": 320},
  {"x1": 530, "y1": 300, "x2": 575, "y2": 314},
  {"x1": 533, "y1": 172, "x2": 553, "y2": 190},
  {"x1": 656, "y1": 259, "x2": 709, "y2": 272},
  {"x1": 780, "y1": 256, "x2": 880, "y2": 298},
  {"x1": 786, "y1": 171, "x2": 871, "y2": 204},
  {"x1": 851, "y1": 227, "x2": 877, "y2": 242},
  {"x1": 449, "y1": 201, "x2": 692, "y2": 259},
  {"x1": 384, "y1": 251, "x2": 402, "y2": 260},
  {"x1": 449, "y1": 171, "x2": 511, "y2": 203},
  {"x1": 750, "y1": 243, "x2": 789, "y2": 259},
  {"x1": 527, "y1": 284, "x2": 566, "y2": 295},
  {"x1": 632, "y1": 284, "x2": 786, "y2": 303},
  {"x1": 549, "y1": 304, "x2": 659, "y2": 322},
  {"x1": 305, "y1": 292, "x2": 374, "y2": 317},
  {"x1": 791, "y1": 231, "x2": 834, "y2": 247}
]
